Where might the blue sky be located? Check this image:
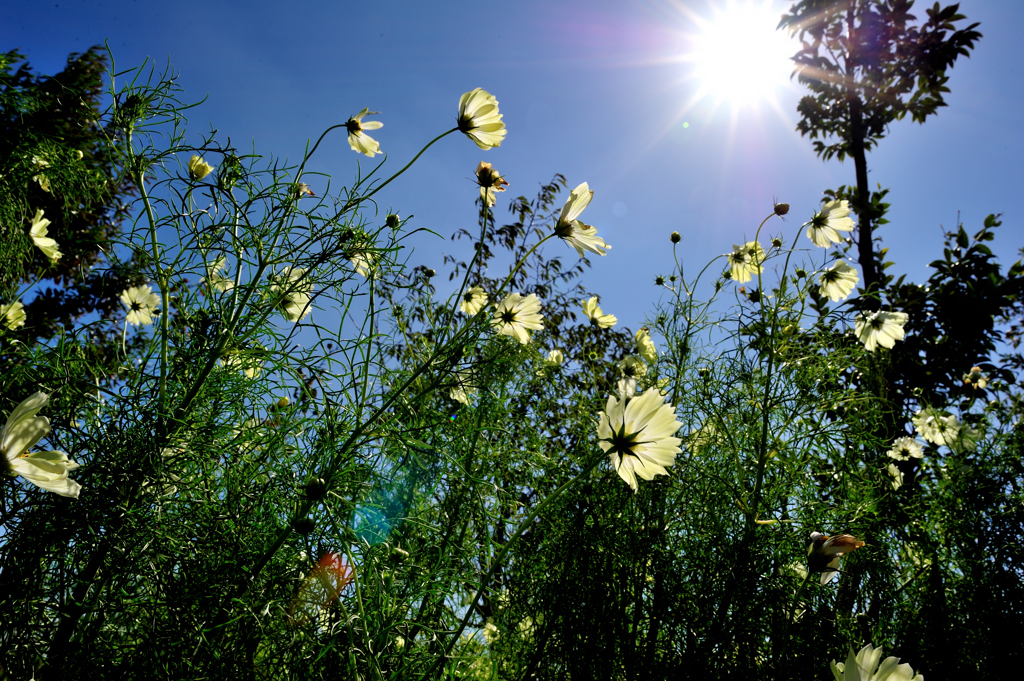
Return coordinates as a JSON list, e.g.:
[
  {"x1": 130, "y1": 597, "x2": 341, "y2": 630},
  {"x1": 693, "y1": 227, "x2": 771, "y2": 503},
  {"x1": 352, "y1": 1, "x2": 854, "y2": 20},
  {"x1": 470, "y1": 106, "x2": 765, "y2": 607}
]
[{"x1": 7, "y1": 0, "x2": 1024, "y2": 331}]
